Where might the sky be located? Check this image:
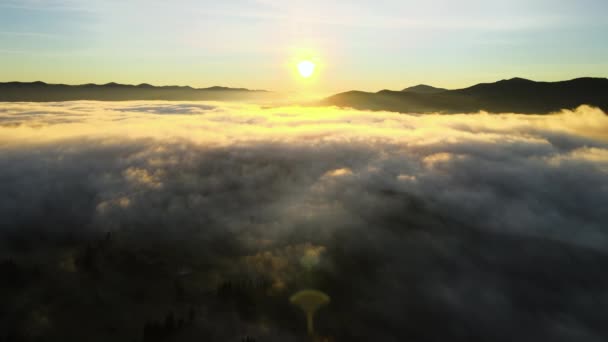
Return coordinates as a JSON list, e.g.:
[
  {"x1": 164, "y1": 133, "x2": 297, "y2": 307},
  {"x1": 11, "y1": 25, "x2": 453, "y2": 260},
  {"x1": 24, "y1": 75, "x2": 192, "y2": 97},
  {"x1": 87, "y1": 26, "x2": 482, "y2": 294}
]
[{"x1": 1, "y1": 0, "x2": 607, "y2": 94}]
